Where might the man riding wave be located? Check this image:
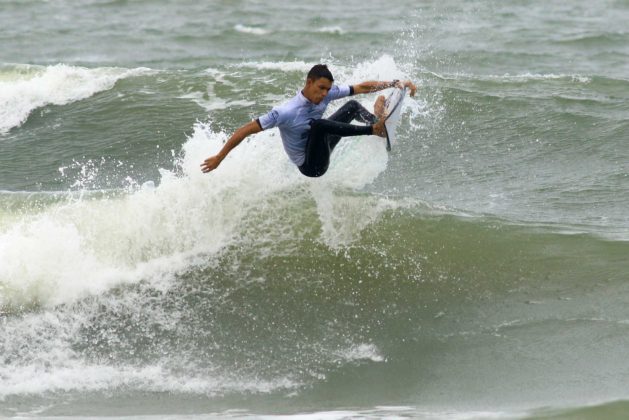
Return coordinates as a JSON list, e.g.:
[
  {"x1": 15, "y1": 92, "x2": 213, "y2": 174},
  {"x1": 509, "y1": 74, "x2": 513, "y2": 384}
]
[{"x1": 201, "y1": 64, "x2": 416, "y2": 177}]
